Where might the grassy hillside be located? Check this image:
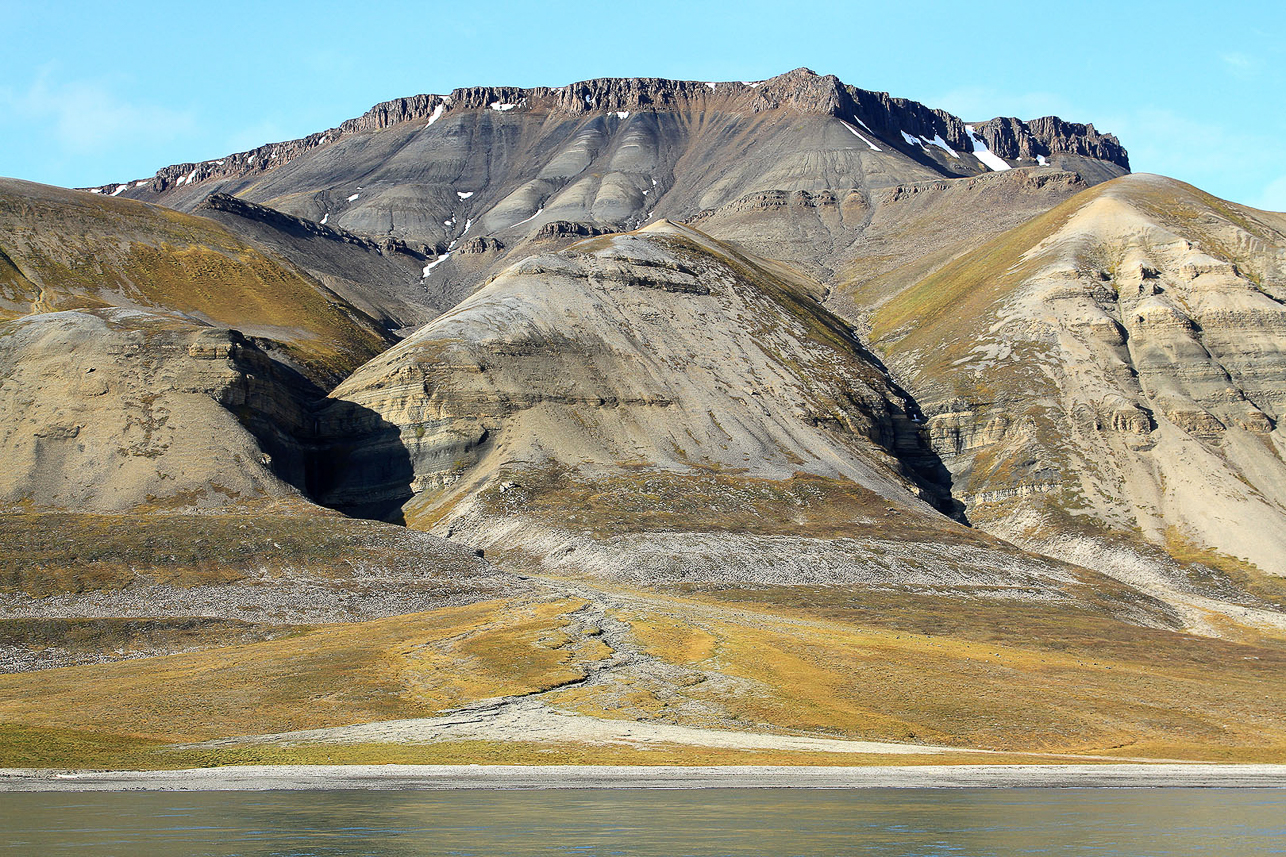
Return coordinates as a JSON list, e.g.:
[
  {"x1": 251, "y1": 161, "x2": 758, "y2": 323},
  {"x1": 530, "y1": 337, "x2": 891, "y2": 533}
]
[{"x1": 0, "y1": 179, "x2": 391, "y2": 381}]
